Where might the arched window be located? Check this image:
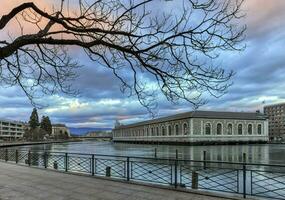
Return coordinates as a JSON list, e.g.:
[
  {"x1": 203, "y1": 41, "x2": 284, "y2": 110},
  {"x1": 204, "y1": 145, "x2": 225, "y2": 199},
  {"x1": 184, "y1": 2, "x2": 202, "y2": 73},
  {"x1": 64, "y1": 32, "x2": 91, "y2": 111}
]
[
  {"x1": 146, "y1": 128, "x2": 149, "y2": 136},
  {"x1": 162, "y1": 127, "x2": 166, "y2": 136},
  {"x1": 156, "y1": 127, "x2": 159, "y2": 136},
  {"x1": 227, "y1": 124, "x2": 233, "y2": 135},
  {"x1": 217, "y1": 123, "x2": 222, "y2": 135},
  {"x1": 205, "y1": 123, "x2": 211, "y2": 135},
  {"x1": 248, "y1": 124, "x2": 252, "y2": 135},
  {"x1": 183, "y1": 123, "x2": 188, "y2": 135},
  {"x1": 258, "y1": 124, "x2": 262, "y2": 135},
  {"x1": 175, "y1": 124, "x2": 179, "y2": 135},
  {"x1": 168, "y1": 125, "x2": 172, "y2": 136},
  {"x1": 238, "y1": 124, "x2": 243, "y2": 135},
  {"x1": 151, "y1": 127, "x2": 154, "y2": 136}
]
